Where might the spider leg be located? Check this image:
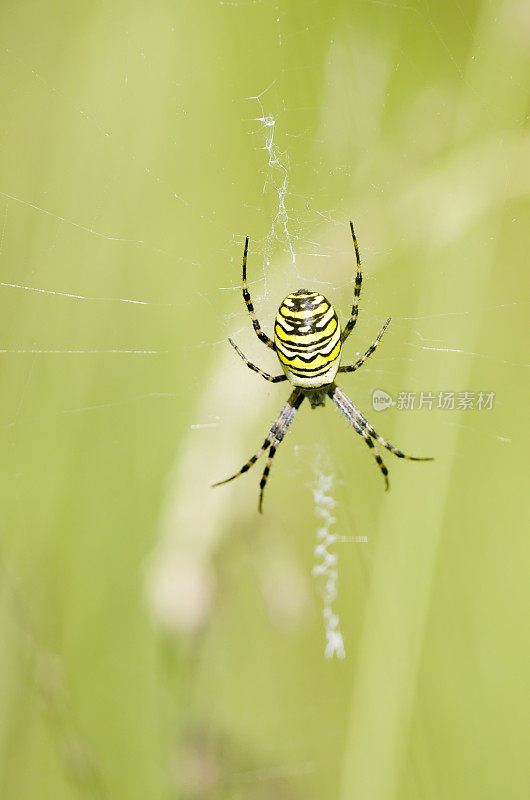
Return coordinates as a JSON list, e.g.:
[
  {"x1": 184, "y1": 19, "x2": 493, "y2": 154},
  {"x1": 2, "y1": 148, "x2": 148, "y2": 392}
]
[
  {"x1": 341, "y1": 221, "x2": 363, "y2": 343},
  {"x1": 328, "y1": 385, "x2": 389, "y2": 488},
  {"x1": 212, "y1": 390, "x2": 304, "y2": 508},
  {"x1": 353, "y1": 404, "x2": 433, "y2": 462},
  {"x1": 339, "y1": 317, "x2": 391, "y2": 374},
  {"x1": 344, "y1": 410, "x2": 390, "y2": 489},
  {"x1": 212, "y1": 420, "x2": 287, "y2": 488},
  {"x1": 241, "y1": 236, "x2": 276, "y2": 351},
  {"x1": 329, "y1": 384, "x2": 433, "y2": 464},
  {"x1": 258, "y1": 390, "x2": 304, "y2": 512},
  {"x1": 228, "y1": 338, "x2": 287, "y2": 383}
]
